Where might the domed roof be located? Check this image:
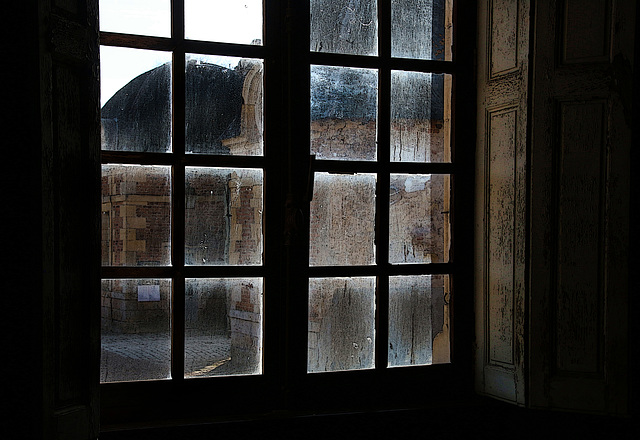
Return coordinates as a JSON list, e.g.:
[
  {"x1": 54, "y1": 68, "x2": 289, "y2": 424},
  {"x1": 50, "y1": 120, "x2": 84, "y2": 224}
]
[
  {"x1": 101, "y1": 58, "x2": 444, "y2": 154},
  {"x1": 101, "y1": 61, "x2": 245, "y2": 153}
]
